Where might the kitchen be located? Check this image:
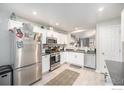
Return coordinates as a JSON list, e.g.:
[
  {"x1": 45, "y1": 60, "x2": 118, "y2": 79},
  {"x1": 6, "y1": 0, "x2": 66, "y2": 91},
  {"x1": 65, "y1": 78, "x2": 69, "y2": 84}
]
[{"x1": 0, "y1": 3, "x2": 124, "y2": 86}]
